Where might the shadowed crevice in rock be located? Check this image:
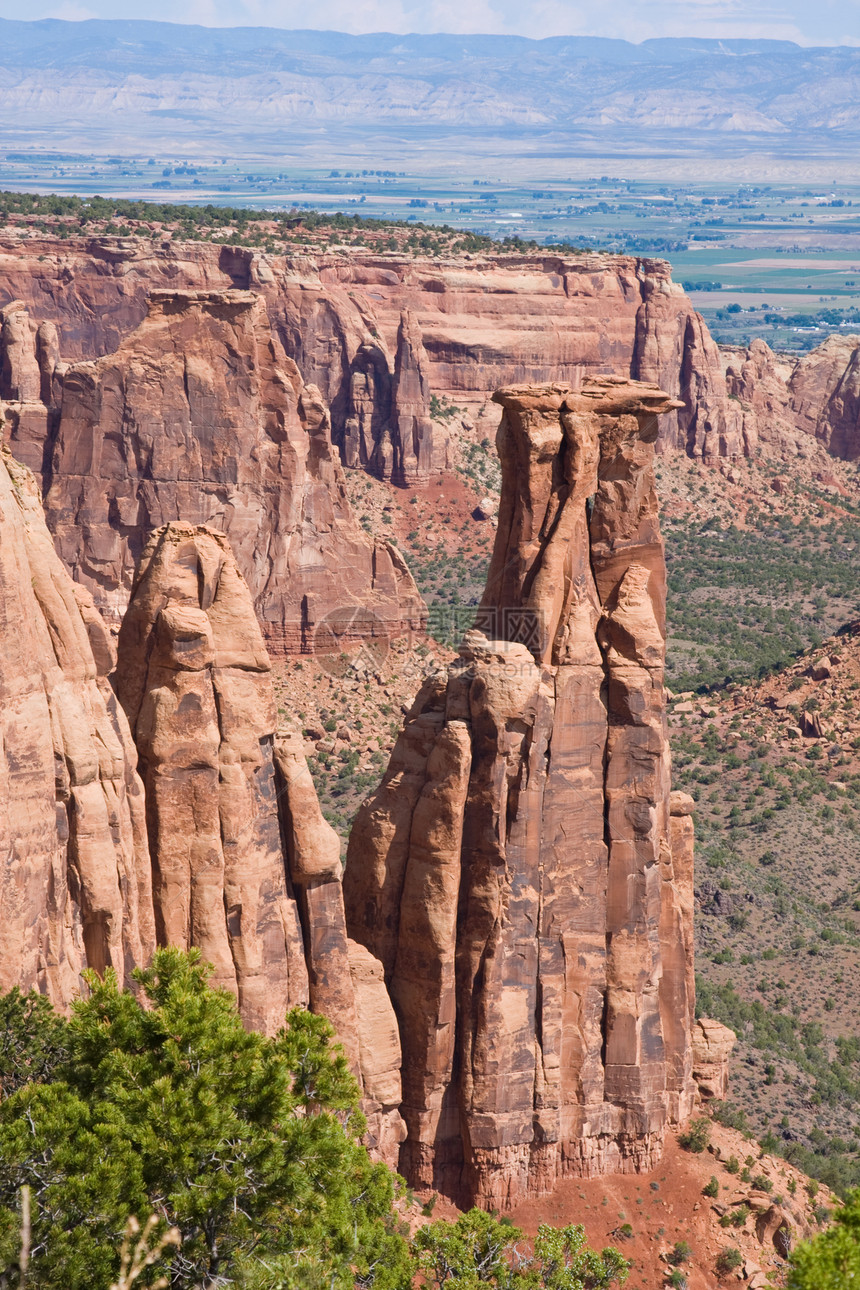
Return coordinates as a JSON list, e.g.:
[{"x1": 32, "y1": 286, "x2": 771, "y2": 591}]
[{"x1": 344, "y1": 376, "x2": 699, "y2": 1208}]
